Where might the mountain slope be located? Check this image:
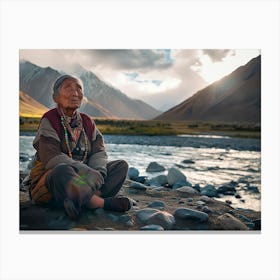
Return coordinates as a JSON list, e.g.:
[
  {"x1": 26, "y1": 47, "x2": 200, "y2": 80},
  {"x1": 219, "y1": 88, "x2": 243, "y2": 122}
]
[
  {"x1": 19, "y1": 91, "x2": 49, "y2": 117},
  {"x1": 80, "y1": 70, "x2": 161, "y2": 119},
  {"x1": 19, "y1": 61, "x2": 160, "y2": 119},
  {"x1": 155, "y1": 55, "x2": 261, "y2": 123}
]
